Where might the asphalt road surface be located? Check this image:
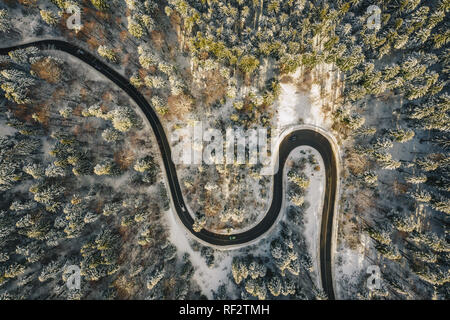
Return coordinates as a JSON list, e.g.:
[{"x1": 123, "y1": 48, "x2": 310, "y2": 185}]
[{"x1": 0, "y1": 40, "x2": 338, "y2": 299}]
